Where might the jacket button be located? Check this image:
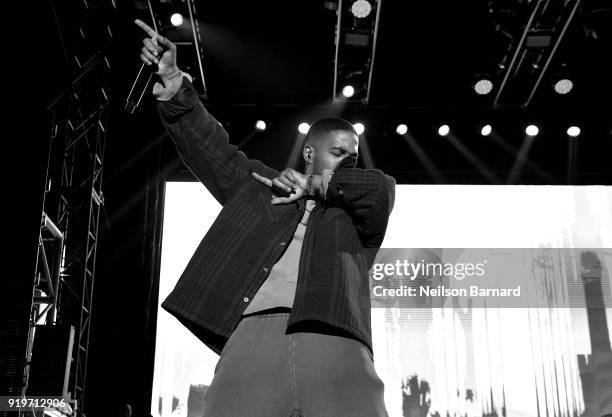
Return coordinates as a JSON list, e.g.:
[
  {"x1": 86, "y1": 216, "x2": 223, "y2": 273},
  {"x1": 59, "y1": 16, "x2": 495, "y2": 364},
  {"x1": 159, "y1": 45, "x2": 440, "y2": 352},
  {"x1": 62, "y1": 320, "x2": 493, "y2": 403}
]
[
  {"x1": 243, "y1": 297, "x2": 249, "y2": 302},
  {"x1": 263, "y1": 267, "x2": 269, "y2": 273},
  {"x1": 280, "y1": 242, "x2": 286, "y2": 246}
]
